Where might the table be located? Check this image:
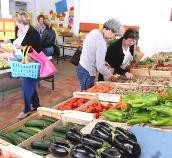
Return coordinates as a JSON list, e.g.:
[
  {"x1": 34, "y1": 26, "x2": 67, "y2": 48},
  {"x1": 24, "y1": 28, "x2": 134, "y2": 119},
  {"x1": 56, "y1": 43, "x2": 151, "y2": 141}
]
[{"x1": 57, "y1": 43, "x2": 80, "y2": 64}]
